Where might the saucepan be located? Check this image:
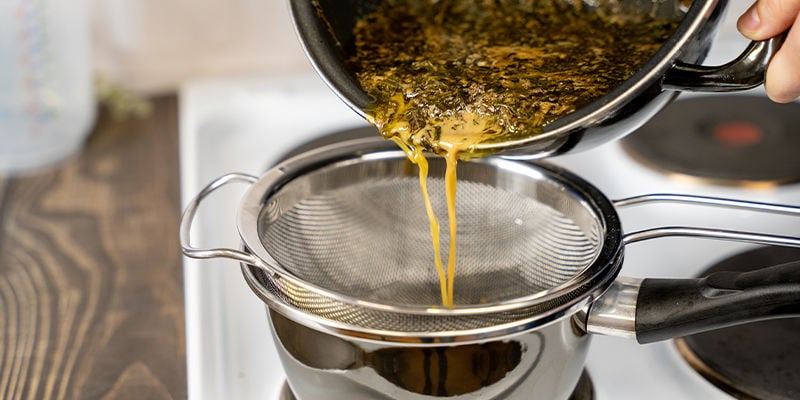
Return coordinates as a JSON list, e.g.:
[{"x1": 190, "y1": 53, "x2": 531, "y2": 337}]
[
  {"x1": 288, "y1": 0, "x2": 785, "y2": 158},
  {"x1": 180, "y1": 138, "x2": 800, "y2": 399}
]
